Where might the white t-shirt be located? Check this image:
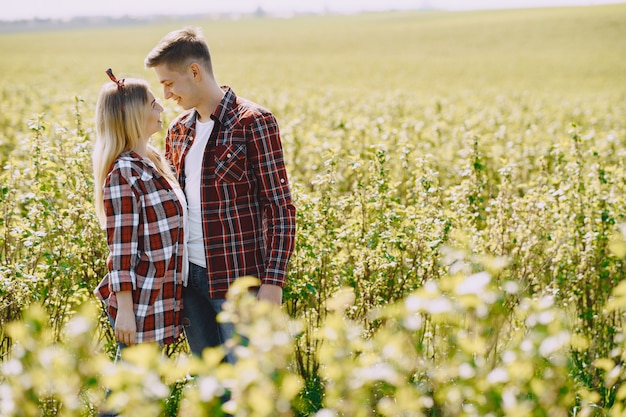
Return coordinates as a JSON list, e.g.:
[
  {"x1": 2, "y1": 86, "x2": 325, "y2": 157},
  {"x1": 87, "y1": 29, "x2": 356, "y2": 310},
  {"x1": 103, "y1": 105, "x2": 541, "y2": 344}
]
[
  {"x1": 167, "y1": 179, "x2": 189, "y2": 286},
  {"x1": 184, "y1": 118, "x2": 215, "y2": 267}
]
